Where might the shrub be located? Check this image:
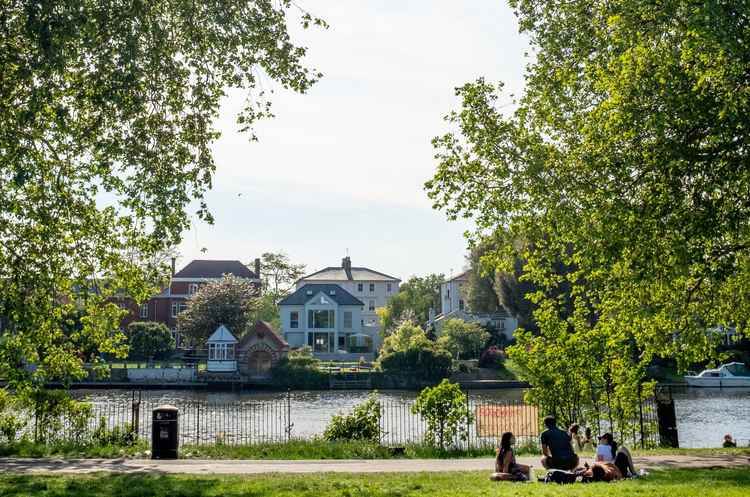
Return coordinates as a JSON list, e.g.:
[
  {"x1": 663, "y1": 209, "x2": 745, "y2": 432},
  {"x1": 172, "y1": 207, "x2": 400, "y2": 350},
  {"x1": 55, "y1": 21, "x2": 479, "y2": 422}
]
[
  {"x1": 92, "y1": 417, "x2": 136, "y2": 446},
  {"x1": 127, "y1": 321, "x2": 175, "y2": 360},
  {"x1": 323, "y1": 393, "x2": 382, "y2": 442},
  {"x1": 0, "y1": 390, "x2": 25, "y2": 443},
  {"x1": 412, "y1": 379, "x2": 472, "y2": 450},
  {"x1": 271, "y1": 347, "x2": 328, "y2": 389},
  {"x1": 21, "y1": 389, "x2": 92, "y2": 443},
  {"x1": 478, "y1": 346, "x2": 506, "y2": 368},
  {"x1": 376, "y1": 321, "x2": 453, "y2": 381}
]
